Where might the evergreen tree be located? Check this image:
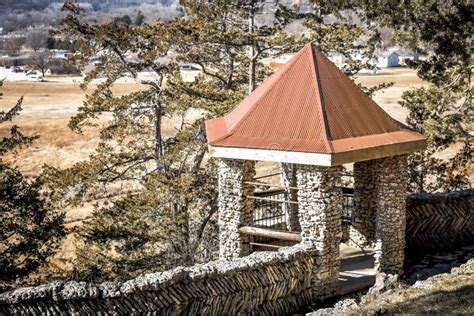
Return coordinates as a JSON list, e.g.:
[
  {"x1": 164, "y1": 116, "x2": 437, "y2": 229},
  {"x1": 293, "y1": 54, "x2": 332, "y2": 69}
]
[
  {"x1": 358, "y1": 0, "x2": 473, "y2": 192},
  {"x1": 0, "y1": 80, "x2": 65, "y2": 291},
  {"x1": 134, "y1": 10, "x2": 146, "y2": 26},
  {"x1": 304, "y1": 1, "x2": 379, "y2": 75},
  {"x1": 43, "y1": 0, "x2": 298, "y2": 282}
]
